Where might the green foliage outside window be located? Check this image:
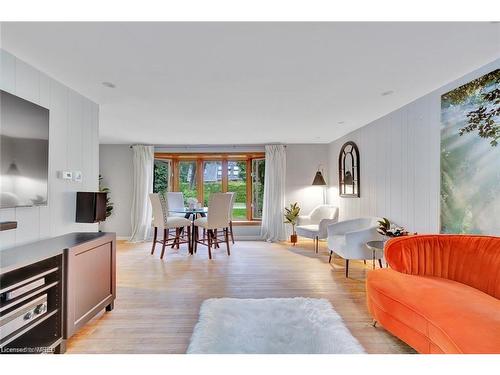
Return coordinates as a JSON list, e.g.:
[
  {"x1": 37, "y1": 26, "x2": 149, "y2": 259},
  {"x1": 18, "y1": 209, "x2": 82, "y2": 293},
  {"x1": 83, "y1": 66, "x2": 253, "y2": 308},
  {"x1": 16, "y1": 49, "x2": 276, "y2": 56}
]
[
  {"x1": 203, "y1": 182, "x2": 222, "y2": 206},
  {"x1": 153, "y1": 162, "x2": 169, "y2": 196},
  {"x1": 152, "y1": 158, "x2": 264, "y2": 221},
  {"x1": 253, "y1": 159, "x2": 265, "y2": 219}
]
